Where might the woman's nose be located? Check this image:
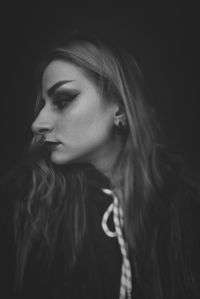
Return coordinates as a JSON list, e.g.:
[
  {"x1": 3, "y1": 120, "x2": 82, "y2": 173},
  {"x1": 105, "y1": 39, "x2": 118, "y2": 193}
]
[
  {"x1": 31, "y1": 119, "x2": 53, "y2": 136},
  {"x1": 31, "y1": 112, "x2": 54, "y2": 136}
]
